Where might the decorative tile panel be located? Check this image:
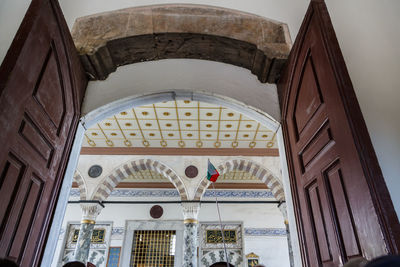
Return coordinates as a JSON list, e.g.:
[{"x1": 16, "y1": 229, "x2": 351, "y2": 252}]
[
  {"x1": 244, "y1": 228, "x2": 287, "y2": 236},
  {"x1": 59, "y1": 222, "x2": 112, "y2": 267},
  {"x1": 70, "y1": 189, "x2": 274, "y2": 199},
  {"x1": 107, "y1": 247, "x2": 121, "y2": 267},
  {"x1": 200, "y1": 223, "x2": 242, "y2": 249}
]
